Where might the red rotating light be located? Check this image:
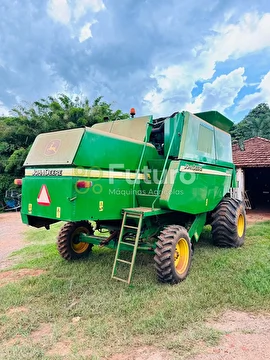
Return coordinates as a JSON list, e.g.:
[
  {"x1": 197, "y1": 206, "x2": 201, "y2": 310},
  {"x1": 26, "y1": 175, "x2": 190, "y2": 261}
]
[{"x1": 130, "y1": 107, "x2": 136, "y2": 117}]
